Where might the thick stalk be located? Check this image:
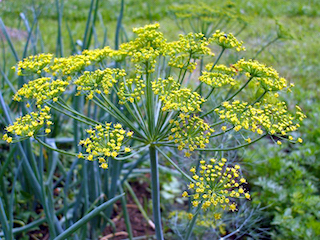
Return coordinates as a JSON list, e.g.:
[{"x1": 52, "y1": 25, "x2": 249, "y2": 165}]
[{"x1": 149, "y1": 146, "x2": 163, "y2": 240}]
